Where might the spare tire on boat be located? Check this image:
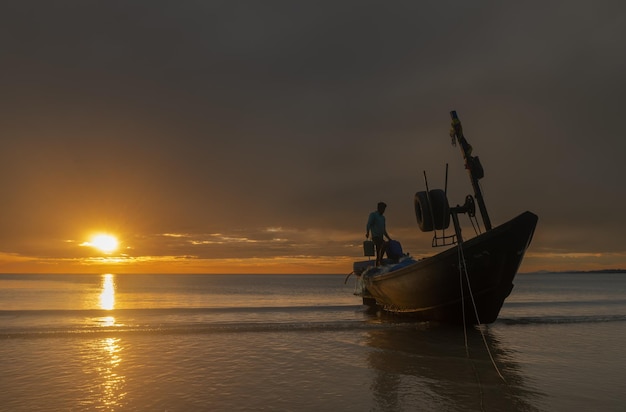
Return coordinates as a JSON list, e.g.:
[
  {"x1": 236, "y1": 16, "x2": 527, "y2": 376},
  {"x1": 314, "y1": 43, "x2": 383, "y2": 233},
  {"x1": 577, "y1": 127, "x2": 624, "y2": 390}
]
[{"x1": 414, "y1": 189, "x2": 451, "y2": 232}]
